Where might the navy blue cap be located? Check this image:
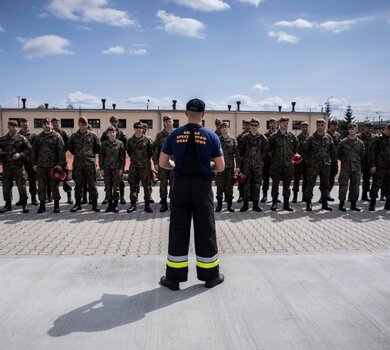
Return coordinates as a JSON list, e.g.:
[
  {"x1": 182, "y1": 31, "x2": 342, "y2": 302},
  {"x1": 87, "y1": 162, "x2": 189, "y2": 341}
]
[{"x1": 186, "y1": 98, "x2": 205, "y2": 112}]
